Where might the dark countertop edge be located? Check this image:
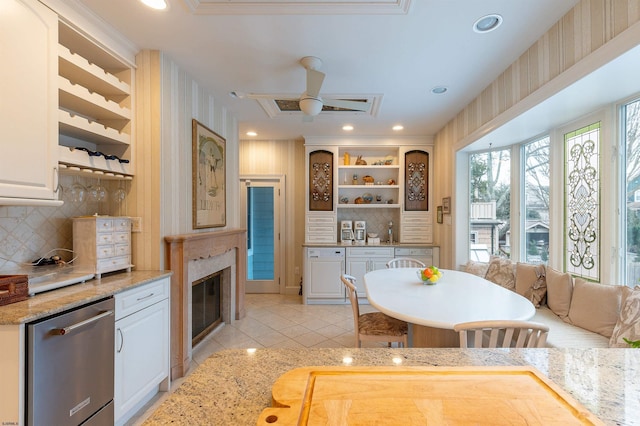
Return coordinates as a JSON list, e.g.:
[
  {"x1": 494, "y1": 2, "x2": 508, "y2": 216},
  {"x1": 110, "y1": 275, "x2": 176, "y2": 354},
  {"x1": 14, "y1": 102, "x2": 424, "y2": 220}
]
[{"x1": 0, "y1": 270, "x2": 172, "y2": 325}]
